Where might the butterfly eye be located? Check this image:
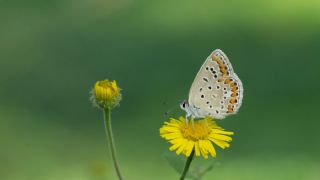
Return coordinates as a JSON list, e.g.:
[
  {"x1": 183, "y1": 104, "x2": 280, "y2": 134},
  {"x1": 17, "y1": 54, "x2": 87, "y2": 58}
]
[
  {"x1": 180, "y1": 101, "x2": 187, "y2": 109},
  {"x1": 184, "y1": 102, "x2": 188, "y2": 108}
]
